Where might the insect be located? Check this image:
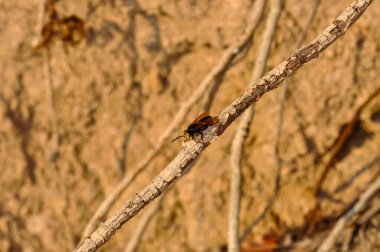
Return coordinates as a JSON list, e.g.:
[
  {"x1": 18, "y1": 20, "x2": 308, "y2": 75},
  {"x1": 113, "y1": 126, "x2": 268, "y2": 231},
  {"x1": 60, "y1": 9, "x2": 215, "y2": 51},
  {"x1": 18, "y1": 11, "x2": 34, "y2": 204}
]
[{"x1": 172, "y1": 112, "x2": 219, "y2": 142}]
